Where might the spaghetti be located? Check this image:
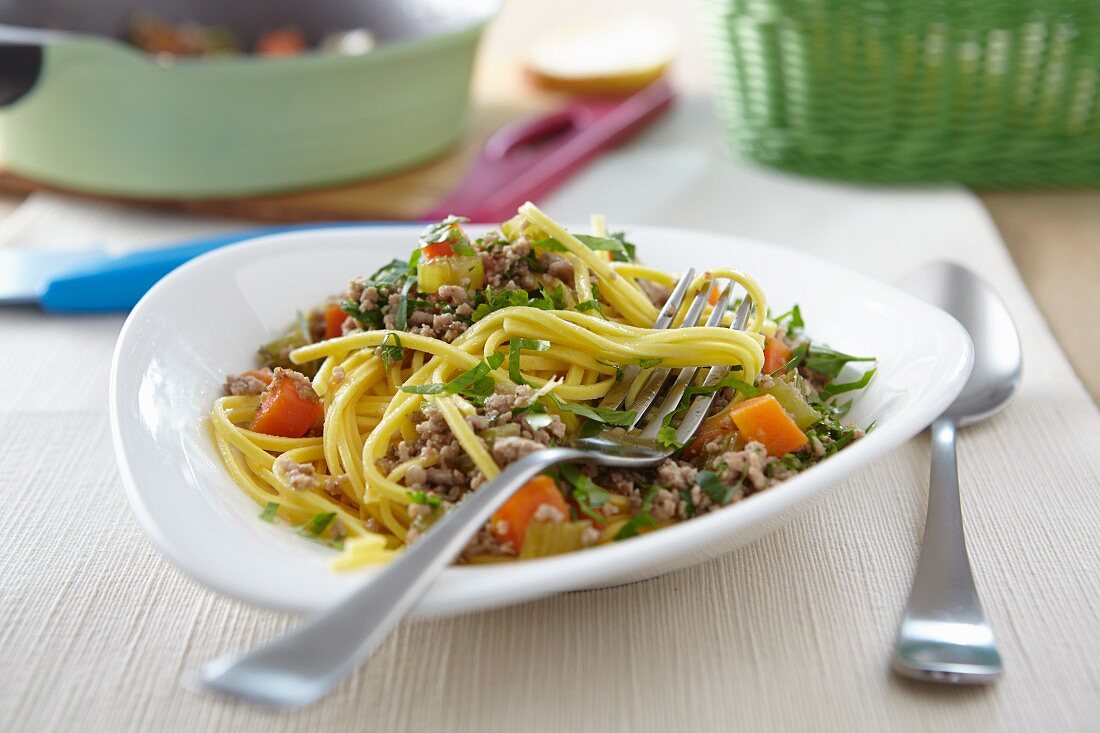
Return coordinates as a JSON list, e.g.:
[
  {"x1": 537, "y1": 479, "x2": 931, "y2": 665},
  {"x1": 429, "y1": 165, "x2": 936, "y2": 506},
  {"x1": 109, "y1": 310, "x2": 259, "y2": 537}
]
[{"x1": 212, "y1": 203, "x2": 872, "y2": 569}]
